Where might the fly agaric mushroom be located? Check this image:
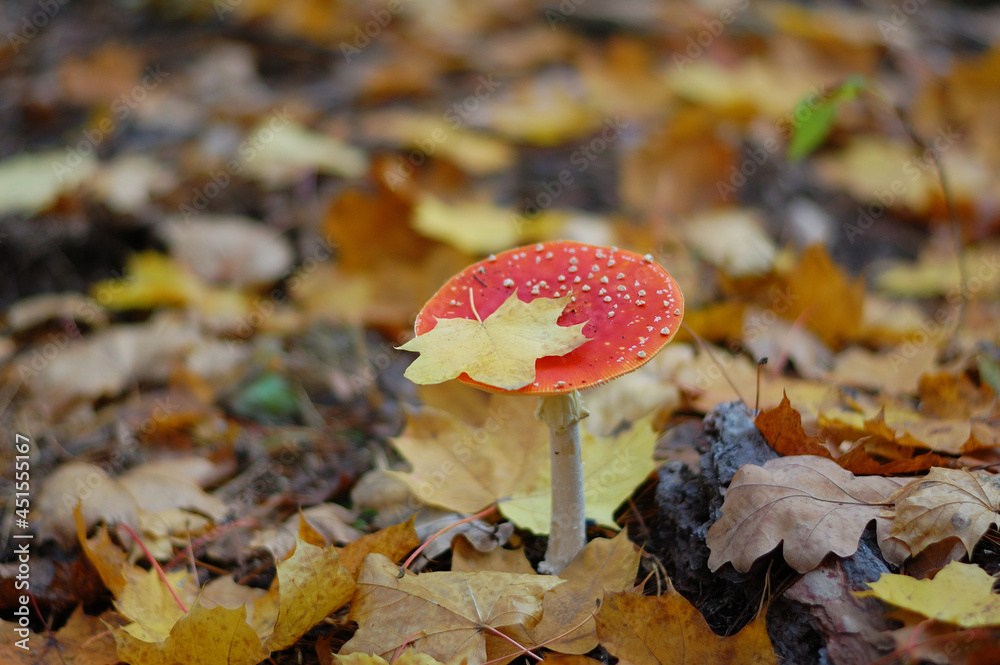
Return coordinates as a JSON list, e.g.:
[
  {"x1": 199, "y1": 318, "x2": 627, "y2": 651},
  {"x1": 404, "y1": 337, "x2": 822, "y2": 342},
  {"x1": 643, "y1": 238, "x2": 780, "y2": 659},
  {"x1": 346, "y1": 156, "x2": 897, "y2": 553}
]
[{"x1": 399, "y1": 240, "x2": 683, "y2": 573}]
